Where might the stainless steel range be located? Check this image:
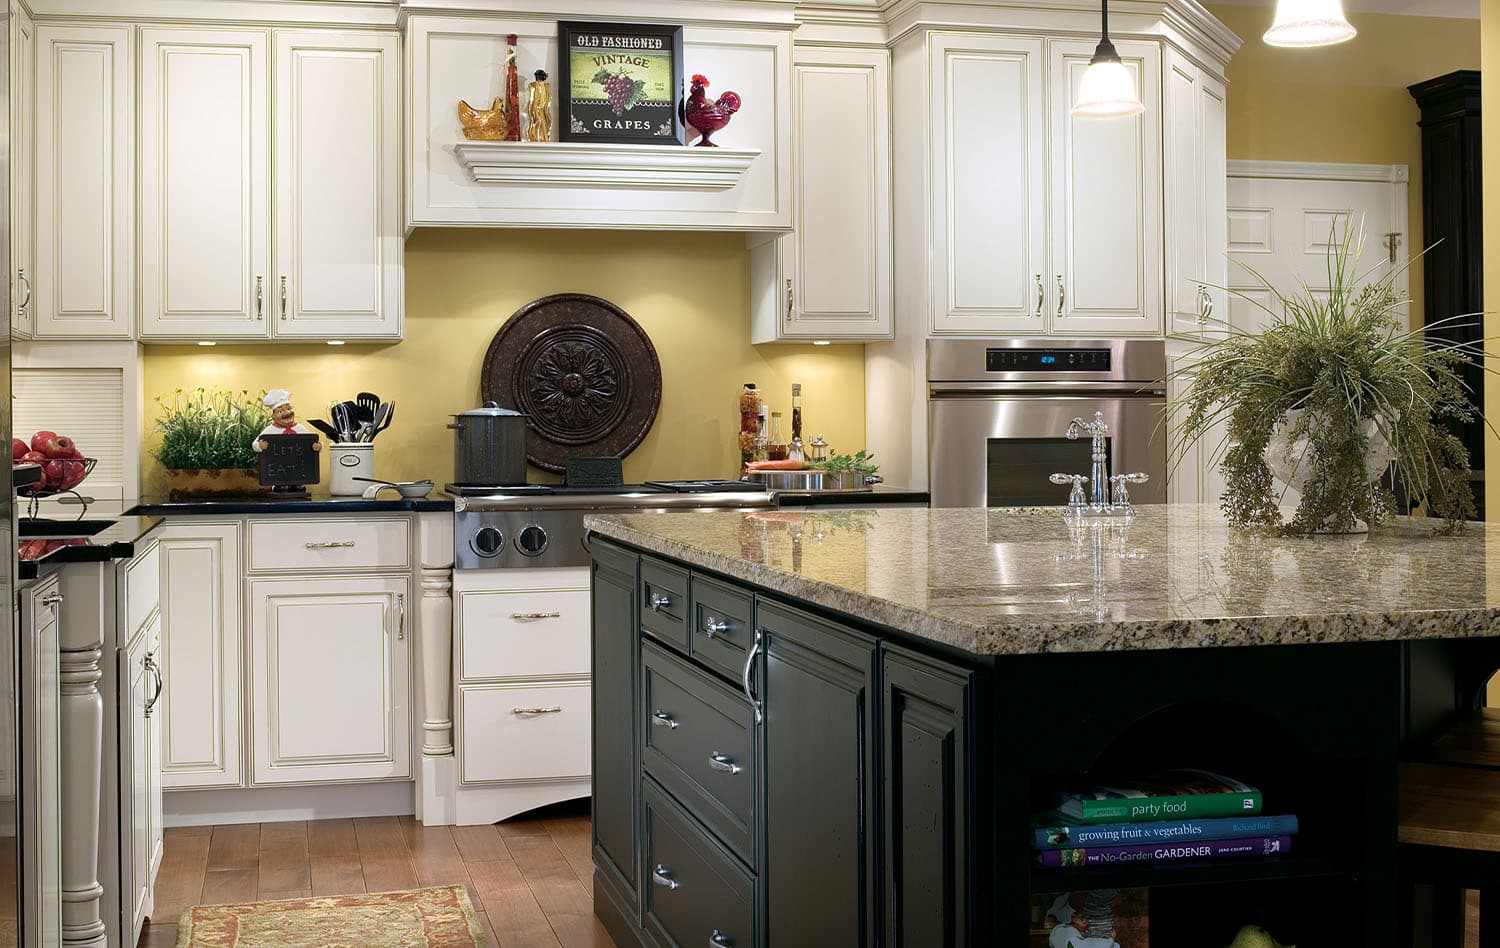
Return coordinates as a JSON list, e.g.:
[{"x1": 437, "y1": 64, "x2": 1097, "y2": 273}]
[{"x1": 450, "y1": 480, "x2": 775, "y2": 569}]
